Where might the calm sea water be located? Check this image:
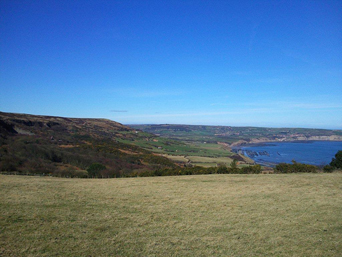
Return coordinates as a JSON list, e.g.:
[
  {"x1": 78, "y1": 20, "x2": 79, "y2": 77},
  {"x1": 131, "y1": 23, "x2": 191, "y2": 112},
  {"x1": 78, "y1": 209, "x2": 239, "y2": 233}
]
[{"x1": 239, "y1": 141, "x2": 342, "y2": 166}]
